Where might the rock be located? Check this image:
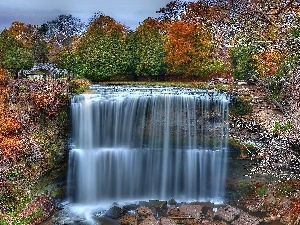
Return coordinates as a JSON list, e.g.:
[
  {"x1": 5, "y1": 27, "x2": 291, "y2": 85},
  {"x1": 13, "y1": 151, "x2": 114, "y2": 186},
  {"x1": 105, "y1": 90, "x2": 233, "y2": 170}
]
[
  {"x1": 148, "y1": 200, "x2": 167, "y2": 212},
  {"x1": 136, "y1": 206, "x2": 152, "y2": 219},
  {"x1": 231, "y1": 212, "x2": 262, "y2": 225},
  {"x1": 214, "y1": 205, "x2": 242, "y2": 222},
  {"x1": 166, "y1": 206, "x2": 182, "y2": 217},
  {"x1": 140, "y1": 215, "x2": 158, "y2": 225},
  {"x1": 244, "y1": 199, "x2": 264, "y2": 212},
  {"x1": 203, "y1": 222, "x2": 227, "y2": 225},
  {"x1": 178, "y1": 204, "x2": 204, "y2": 219},
  {"x1": 237, "y1": 81, "x2": 248, "y2": 85},
  {"x1": 160, "y1": 217, "x2": 176, "y2": 225},
  {"x1": 105, "y1": 206, "x2": 126, "y2": 219},
  {"x1": 119, "y1": 214, "x2": 137, "y2": 225},
  {"x1": 167, "y1": 198, "x2": 177, "y2": 205}
]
